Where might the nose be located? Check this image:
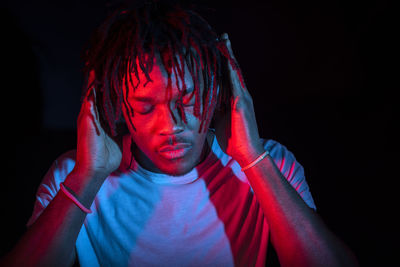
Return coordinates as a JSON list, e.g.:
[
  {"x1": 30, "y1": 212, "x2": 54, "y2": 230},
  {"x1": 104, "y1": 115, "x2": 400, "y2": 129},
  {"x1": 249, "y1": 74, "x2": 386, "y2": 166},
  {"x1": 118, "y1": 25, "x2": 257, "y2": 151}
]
[{"x1": 158, "y1": 104, "x2": 185, "y2": 136}]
